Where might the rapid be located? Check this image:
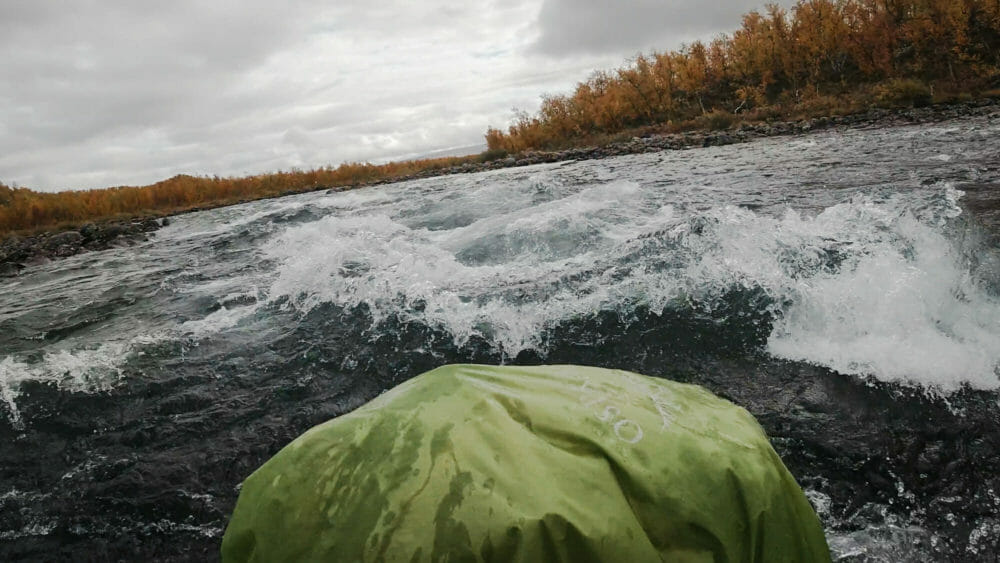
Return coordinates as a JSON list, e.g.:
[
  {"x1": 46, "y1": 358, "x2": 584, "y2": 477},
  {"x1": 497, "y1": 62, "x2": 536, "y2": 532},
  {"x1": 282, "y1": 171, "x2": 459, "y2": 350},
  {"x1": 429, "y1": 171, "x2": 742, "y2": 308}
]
[{"x1": 2, "y1": 117, "x2": 1000, "y2": 560}]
